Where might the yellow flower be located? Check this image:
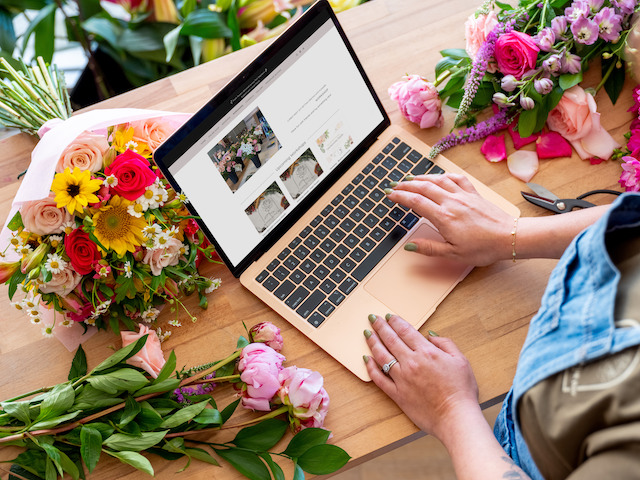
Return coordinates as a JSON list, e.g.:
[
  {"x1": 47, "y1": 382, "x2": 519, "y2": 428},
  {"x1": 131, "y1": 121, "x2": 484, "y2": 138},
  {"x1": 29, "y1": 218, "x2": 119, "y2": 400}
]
[
  {"x1": 51, "y1": 167, "x2": 102, "y2": 215},
  {"x1": 112, "y1": 126, "x2": 151, "y2": 157},
  {"x1": 329, "y1": 0, "x2": 361, "y2": 12},
  {"x1": 92, "y1": 196, "x2": 146, "y2": 256}
]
